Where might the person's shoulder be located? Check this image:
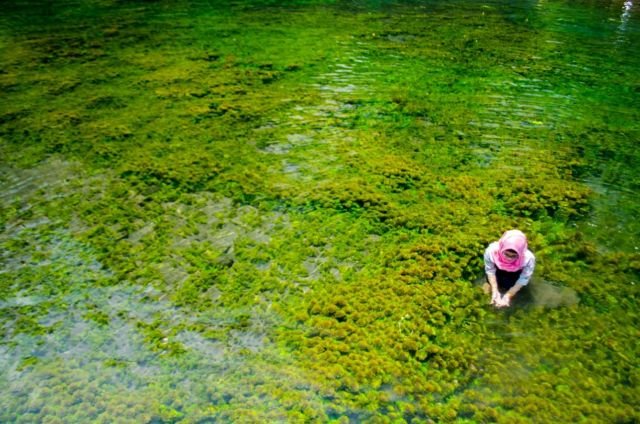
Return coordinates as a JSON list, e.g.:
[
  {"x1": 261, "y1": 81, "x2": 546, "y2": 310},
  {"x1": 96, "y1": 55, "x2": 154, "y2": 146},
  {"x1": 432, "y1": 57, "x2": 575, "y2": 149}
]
[
  {"x1": 525, "y1": 249, "x2": 536, "y2": 263},
  {"x1": 484, "y1": 242, "x2": 498, "y2": 256},
  {"x1": 486, "y1": 241, "x2": 499, "y2": 251}
]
